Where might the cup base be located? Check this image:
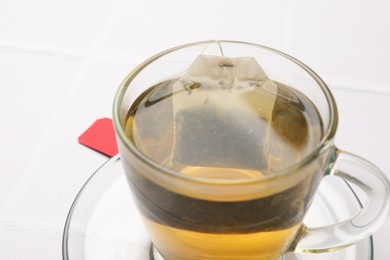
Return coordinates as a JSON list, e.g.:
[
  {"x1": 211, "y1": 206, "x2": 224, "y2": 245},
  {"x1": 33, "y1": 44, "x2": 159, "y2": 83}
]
[
  {"x1": 150, "y1": 245, "x2": 164, "y2": 260},
  {"x1": 149, "y1": 243, "x2": 290, "y2": 260}
]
